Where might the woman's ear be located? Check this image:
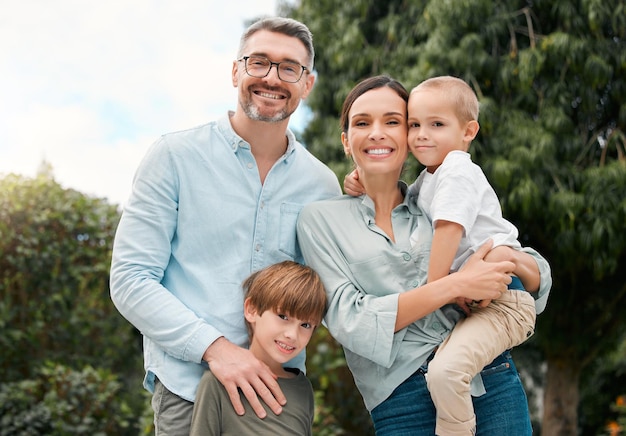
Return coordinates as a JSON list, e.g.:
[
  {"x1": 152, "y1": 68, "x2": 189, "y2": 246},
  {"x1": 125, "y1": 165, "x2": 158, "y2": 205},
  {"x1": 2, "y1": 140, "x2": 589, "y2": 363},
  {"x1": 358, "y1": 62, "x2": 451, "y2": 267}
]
[{"x1": 341, "y1": 131, "x2": 351, "y2": 157}]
